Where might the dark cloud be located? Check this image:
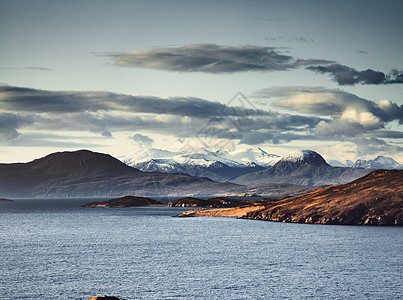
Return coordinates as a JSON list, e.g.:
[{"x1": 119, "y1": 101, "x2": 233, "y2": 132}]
[
  {"x1": 307, "y1": 64, "x2": 403, "y2": 85},
  {"x1": 0, "y1": 84, "x2": 326, "y2": 147},
  {"x1": 100, "y1": 44, "x2": 332, "y2": 73},
  {"x1": 386, "y1": 69, "x2": 403, "y2": 84},
  {"x1": 9, "y1": 132, "x2": 104, "y2": 148},
  {"x1": 2, "y1": 84, "x2": 401, "y2": 155},
  {"x1": 0, "y1": 84, "x2": 269, "y2": 118},
  {"x1": 0, "y1": 113, "x2": 33, "y2": 142},
  {"x1": 130, "y1": 133, "x2": 154, "y2": 147}
]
